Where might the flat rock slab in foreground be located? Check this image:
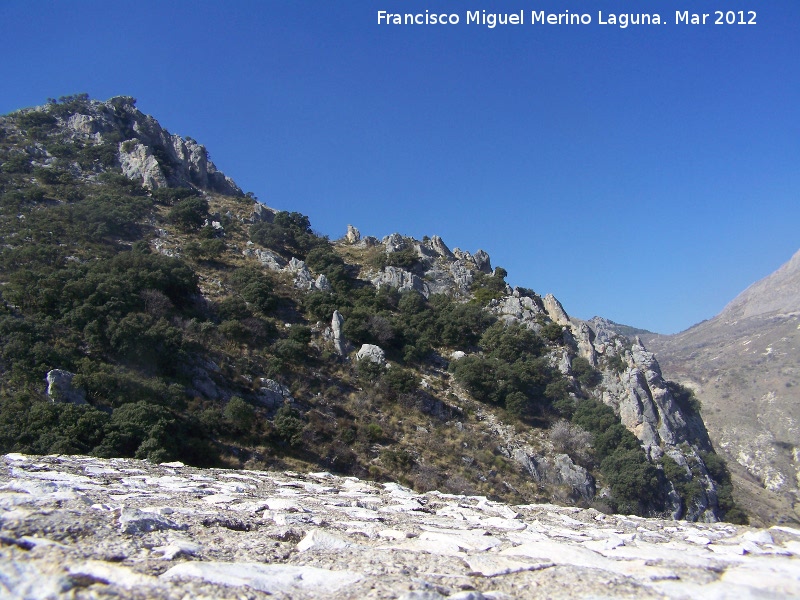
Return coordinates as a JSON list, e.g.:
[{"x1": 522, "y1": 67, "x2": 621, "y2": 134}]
[{"x1": 0, "y1": 454, "x2": 798, "y2": 599}]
